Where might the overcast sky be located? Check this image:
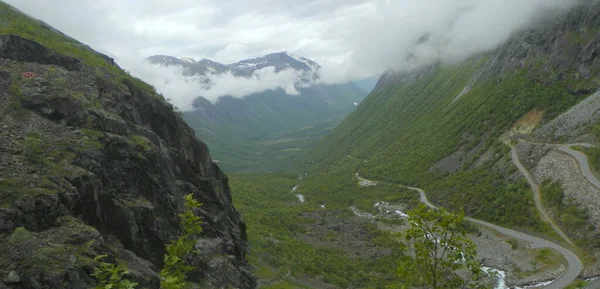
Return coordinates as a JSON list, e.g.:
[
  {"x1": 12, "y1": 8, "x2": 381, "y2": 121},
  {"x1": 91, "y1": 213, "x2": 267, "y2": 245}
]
[{"x1": 6, "y1": 0, "x2": 578, "y2": 108}]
